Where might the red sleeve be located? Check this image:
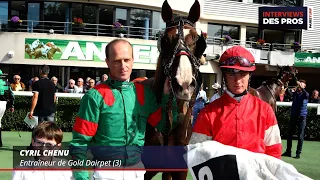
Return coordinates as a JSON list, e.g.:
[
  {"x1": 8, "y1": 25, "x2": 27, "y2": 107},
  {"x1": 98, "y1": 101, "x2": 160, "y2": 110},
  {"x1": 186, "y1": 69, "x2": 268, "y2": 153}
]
[
  {"x1": 190, "y1": 109, "x2": 213, "y2": 144},
  {"x1": 264, "y1": 105, "x2": 282, "y2": 159}
]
